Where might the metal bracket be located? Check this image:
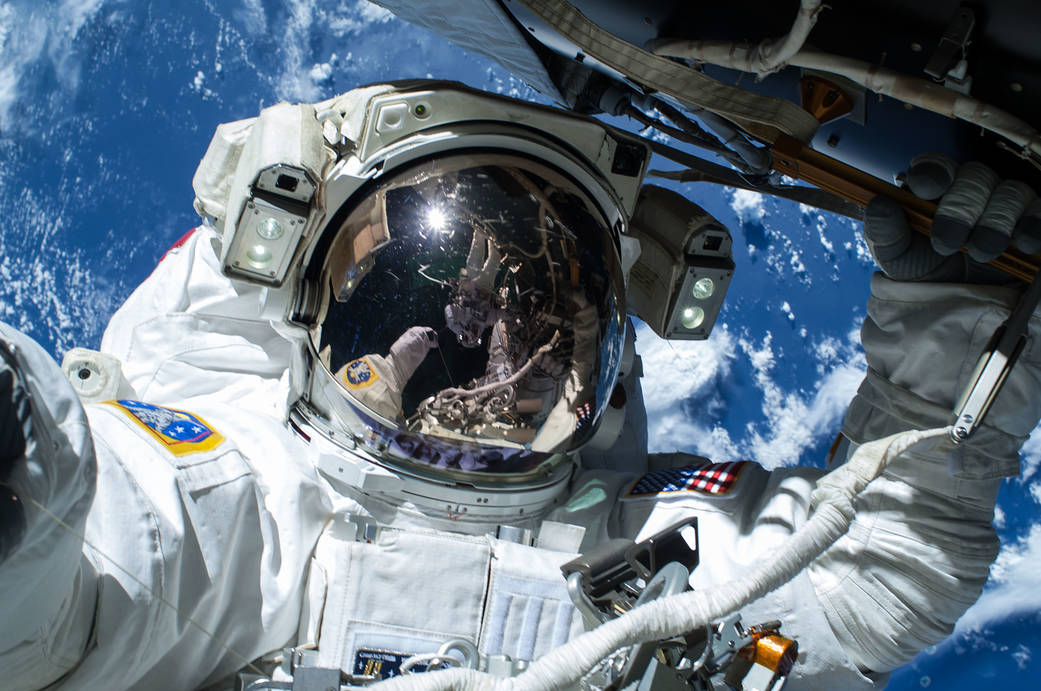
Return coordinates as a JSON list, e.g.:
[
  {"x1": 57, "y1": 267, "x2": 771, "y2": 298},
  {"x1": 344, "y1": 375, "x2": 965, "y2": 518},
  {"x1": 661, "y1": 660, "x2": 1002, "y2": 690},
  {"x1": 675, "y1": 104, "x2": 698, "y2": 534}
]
[
  {"x1": 615, "y1": 563, "x2": 697, "y2": 690},
  {"x1": 703, "y1": 615, "x2": 757, "y2": 672},
  {"x1": 952, "y1": 269, "x2": 1041, "y2": 444},
  {"x1": 239, "y1": 647, "x2": 379, "y2": 691},
  {"x1": 560, "y1": 516, "x2": 699, "y2": 606},
  {"x1": 924, "y1": 8, "x2": 975, "y2": 81}
]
